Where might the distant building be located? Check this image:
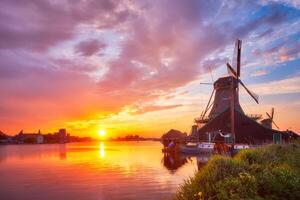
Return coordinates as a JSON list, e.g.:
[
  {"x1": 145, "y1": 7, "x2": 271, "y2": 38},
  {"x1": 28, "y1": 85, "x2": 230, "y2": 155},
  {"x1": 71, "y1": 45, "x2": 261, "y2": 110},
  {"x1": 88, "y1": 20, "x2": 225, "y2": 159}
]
[
  {"x1": 0, "y1": 131, "x2": 10, "y2": 144},
  {"x1": 36, "y1": 134, "x2": 44, "y2": 144},
  {"x1": 58, "y1": 129, "x2": 67, "y2": 143},
  {"x1": 14, "y1": 130, "x2": 44, "y2": 144},
  {"x1": 161, "y1": 129, "x2": 187, "y2": 147}
]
